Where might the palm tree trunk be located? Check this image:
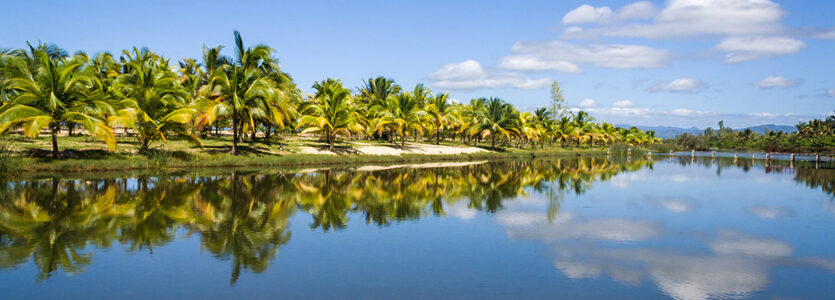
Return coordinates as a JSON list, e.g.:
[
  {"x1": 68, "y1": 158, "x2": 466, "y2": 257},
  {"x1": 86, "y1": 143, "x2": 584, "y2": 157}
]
[
  {"x1": 265, "y1": 124, "x2": 272, "y2": 139},
  {"x1": 401, "y1": 131, "x2": 406, "y2": 148},
  {"x1": 329, "y1": 134, "x2": 334, "y2": 151},
  {"x1": 51, "y1": 124, "x2": 61, "y2": 159},
  {"x1": 436, "y1": 129, "x2": 441, "y2": 145},
  {"x1": 232, "y1": 116, "x2": 239, "y2": 155},
  {"x1": 491, "y1": 134, "x2": 496, "y2": 150}
]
